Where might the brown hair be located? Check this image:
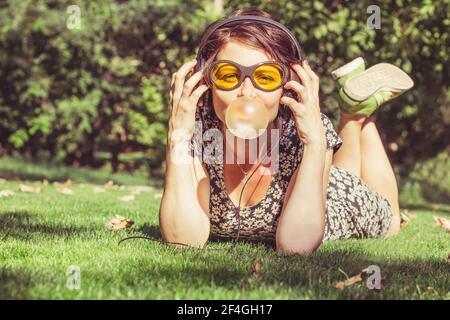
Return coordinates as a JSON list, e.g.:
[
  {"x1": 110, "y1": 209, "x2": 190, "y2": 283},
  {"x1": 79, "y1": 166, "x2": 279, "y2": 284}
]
[
  {"x1": 199, "y1": 8, "x2": 302, "y2": 125},
  {"x1": 201, "y1": 8, "x2": 302, "y2": 79}
]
